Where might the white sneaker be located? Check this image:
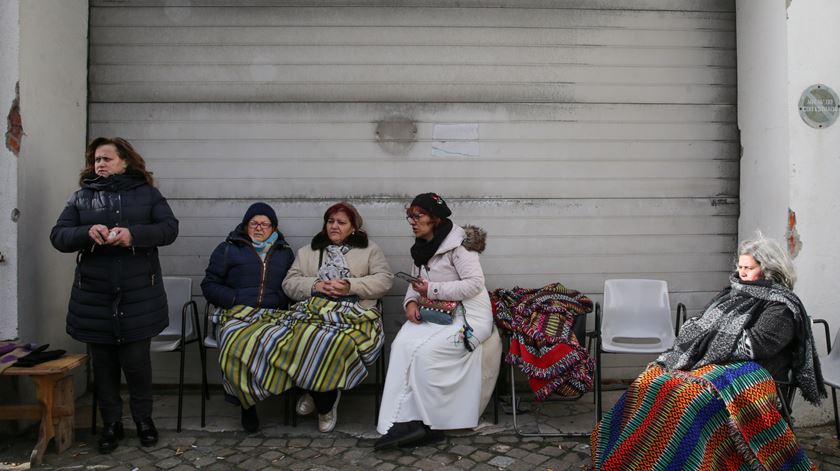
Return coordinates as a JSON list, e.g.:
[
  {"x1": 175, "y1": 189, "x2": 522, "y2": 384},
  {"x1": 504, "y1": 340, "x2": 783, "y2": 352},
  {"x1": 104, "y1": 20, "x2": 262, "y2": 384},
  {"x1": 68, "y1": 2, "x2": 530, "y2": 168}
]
[
  {"x1": 318, "y1": 391, "x2": 341, "y2": 433},
  {"x1": 296, "y1": 393, "x2": 315, "y2": 416}
]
